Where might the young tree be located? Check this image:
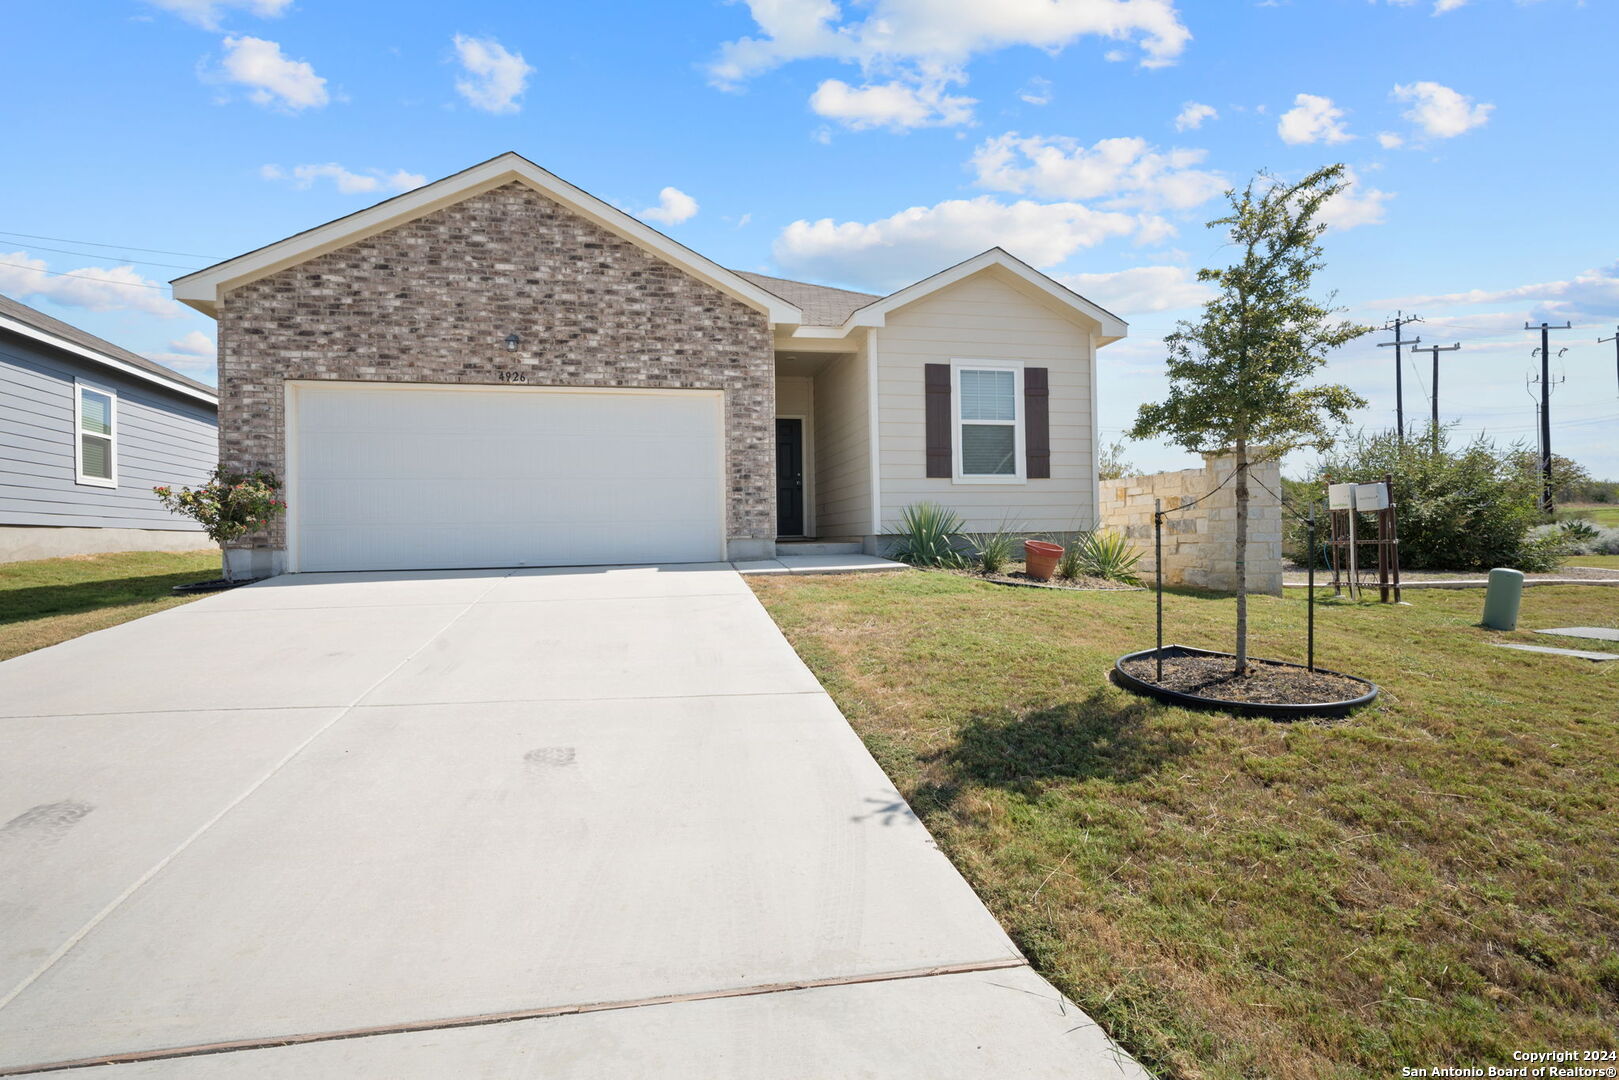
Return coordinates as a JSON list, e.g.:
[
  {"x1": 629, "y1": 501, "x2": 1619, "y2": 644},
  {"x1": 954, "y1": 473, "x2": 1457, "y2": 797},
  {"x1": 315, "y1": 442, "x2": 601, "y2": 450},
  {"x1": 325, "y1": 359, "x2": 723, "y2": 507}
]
[
  {"x1": 1129, "y1": 165, "x2": 1370, "y2": 674},
  {"x1": 1097, "y1": 438, "x2": 1139, "y2": 481}
]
